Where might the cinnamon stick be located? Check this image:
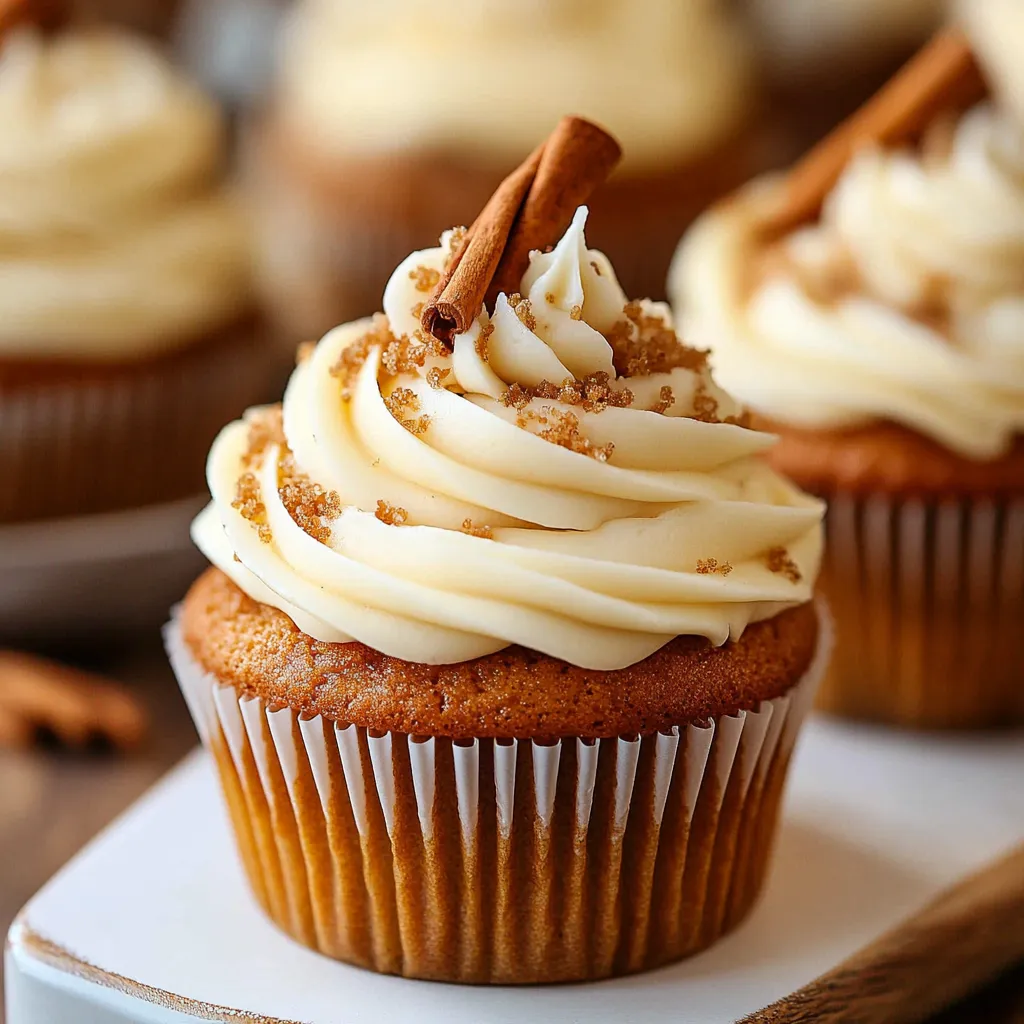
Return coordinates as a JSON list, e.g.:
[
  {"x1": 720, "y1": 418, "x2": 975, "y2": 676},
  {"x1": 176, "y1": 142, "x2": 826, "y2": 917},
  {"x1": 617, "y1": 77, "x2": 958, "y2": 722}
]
[
  {"x1": 421, "y1": 115, "x2": 622, "y2": 344},
  {"x1": 766, "y1": 27, "x2": 987, "y2": 238}
]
